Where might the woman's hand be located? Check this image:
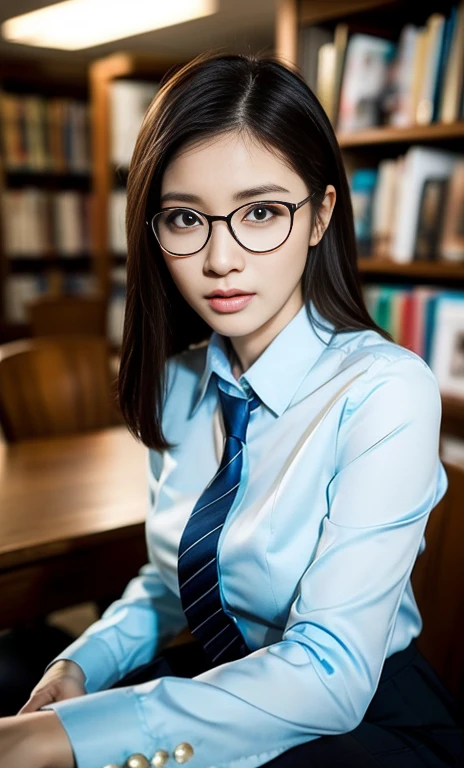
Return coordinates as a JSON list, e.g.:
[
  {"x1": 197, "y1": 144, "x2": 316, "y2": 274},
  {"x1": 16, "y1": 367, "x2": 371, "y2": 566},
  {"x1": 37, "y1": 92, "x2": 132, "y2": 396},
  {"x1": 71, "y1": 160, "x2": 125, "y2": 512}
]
[
  {"x1": 0, "y1": 711, "x2": 75, "y2": 768},
  {"x1": 17, "y1": 659, "x2": 86, "y2": 714}
]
